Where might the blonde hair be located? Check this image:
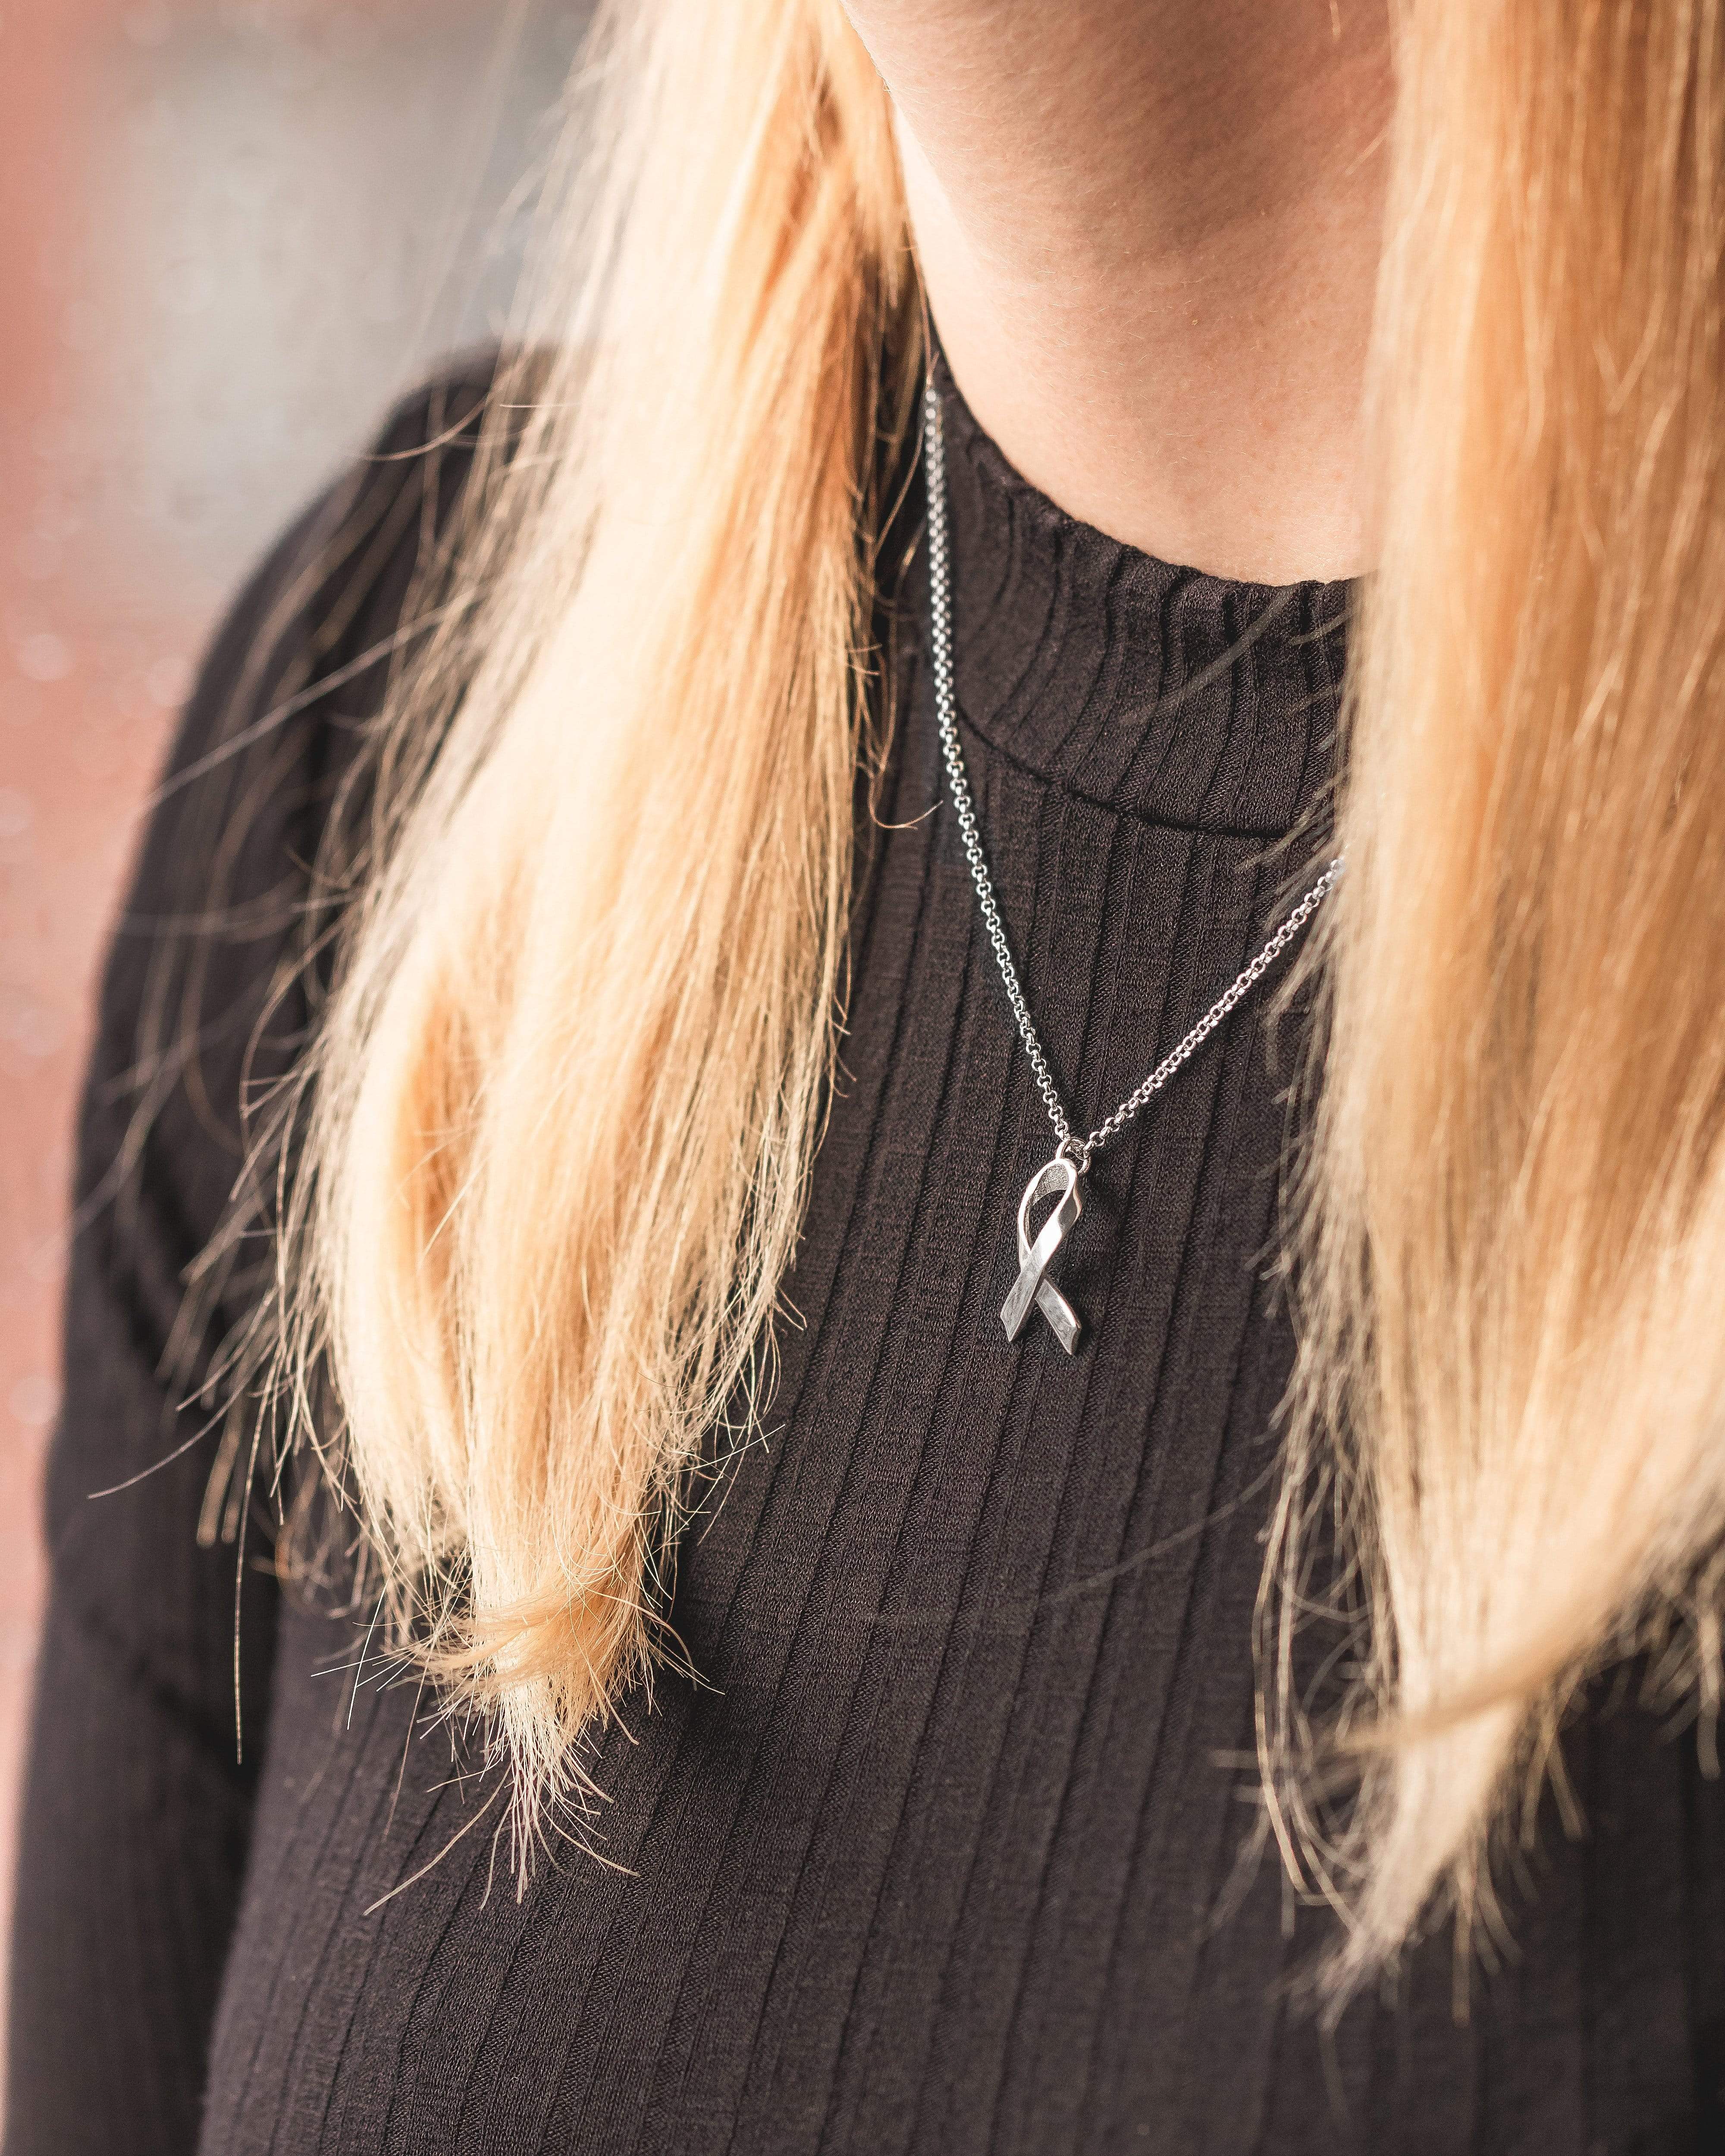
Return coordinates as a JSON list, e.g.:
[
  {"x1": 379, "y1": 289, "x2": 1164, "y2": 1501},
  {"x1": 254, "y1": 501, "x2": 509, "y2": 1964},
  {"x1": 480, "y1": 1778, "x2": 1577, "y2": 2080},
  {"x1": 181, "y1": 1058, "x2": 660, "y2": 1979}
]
[
  {"x1": 254, "y1": 0, "x2": 1725, "y2": 1984},
  {"x1": 1273, "y1": 0, "x2": 1725, "y2": 1984}
]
